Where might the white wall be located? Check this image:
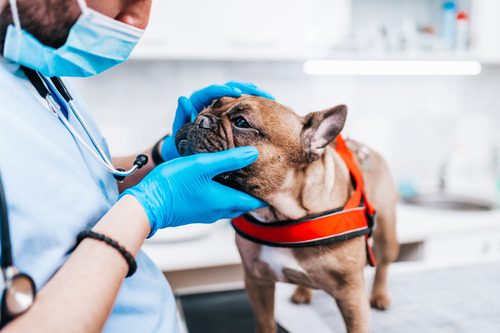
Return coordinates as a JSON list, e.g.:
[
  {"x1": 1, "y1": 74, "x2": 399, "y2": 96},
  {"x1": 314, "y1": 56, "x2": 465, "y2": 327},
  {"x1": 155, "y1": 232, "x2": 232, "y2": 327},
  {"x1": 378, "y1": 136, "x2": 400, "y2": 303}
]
[
  {"x1": 70, "y1": 0, "x2": 500, "y2": 203},
  {"x1": 72, "y1": 60, "x2": 500, "y2": 201}
]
